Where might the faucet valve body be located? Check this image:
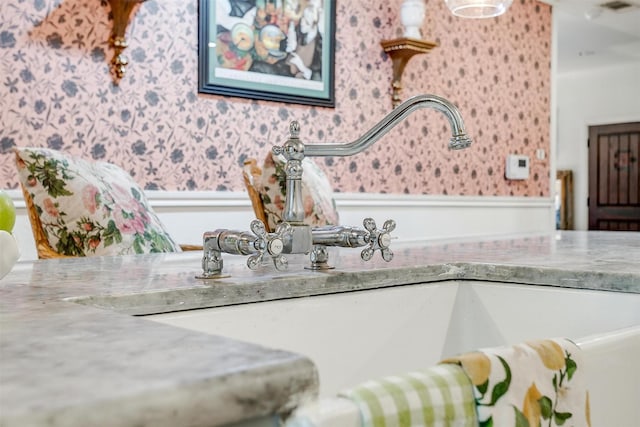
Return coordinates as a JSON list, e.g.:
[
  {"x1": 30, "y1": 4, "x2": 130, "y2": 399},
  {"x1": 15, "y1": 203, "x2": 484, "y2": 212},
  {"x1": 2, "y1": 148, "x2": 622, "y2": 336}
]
[
  {"x1": 201, "y1": 220, "x2": 289, "y2": 277},
  {"x1": 307, "y1": 218, "x2": 396, "y2": 270}
]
